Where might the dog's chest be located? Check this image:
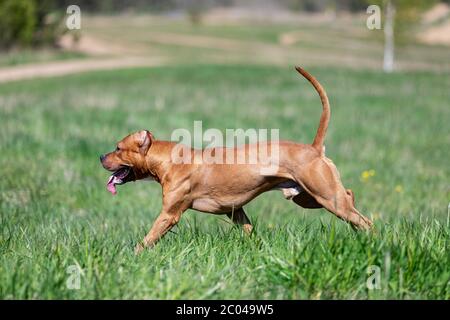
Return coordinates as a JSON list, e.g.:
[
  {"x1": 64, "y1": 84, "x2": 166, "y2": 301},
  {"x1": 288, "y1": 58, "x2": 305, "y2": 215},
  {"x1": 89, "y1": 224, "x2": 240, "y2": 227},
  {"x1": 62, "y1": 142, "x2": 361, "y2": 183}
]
[{"x1": 191, "y1": 198, "x2": 227, "y2": 213}]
